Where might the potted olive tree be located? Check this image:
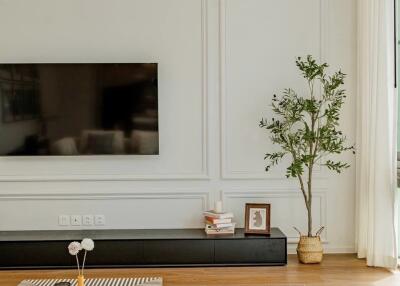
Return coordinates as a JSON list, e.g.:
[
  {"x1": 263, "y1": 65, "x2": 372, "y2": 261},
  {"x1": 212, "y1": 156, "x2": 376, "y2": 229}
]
[{"x1": 260, "y1": 56, "x2": 354, "y2": 264}]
